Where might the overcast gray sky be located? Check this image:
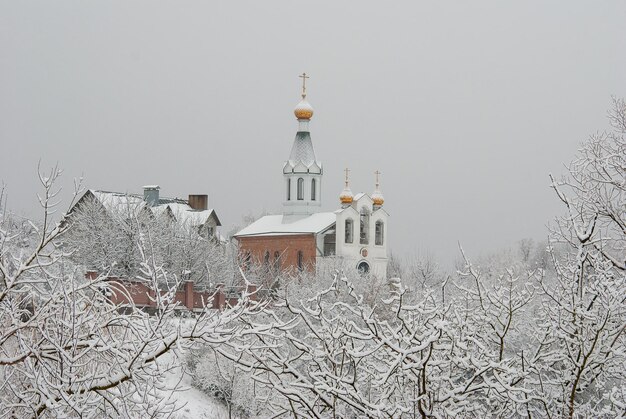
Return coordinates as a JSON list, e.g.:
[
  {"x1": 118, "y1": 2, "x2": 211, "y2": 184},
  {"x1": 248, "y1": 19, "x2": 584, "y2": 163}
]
[{"x1": 1, "y1": 1, "x2": 625, "y2": 266}]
